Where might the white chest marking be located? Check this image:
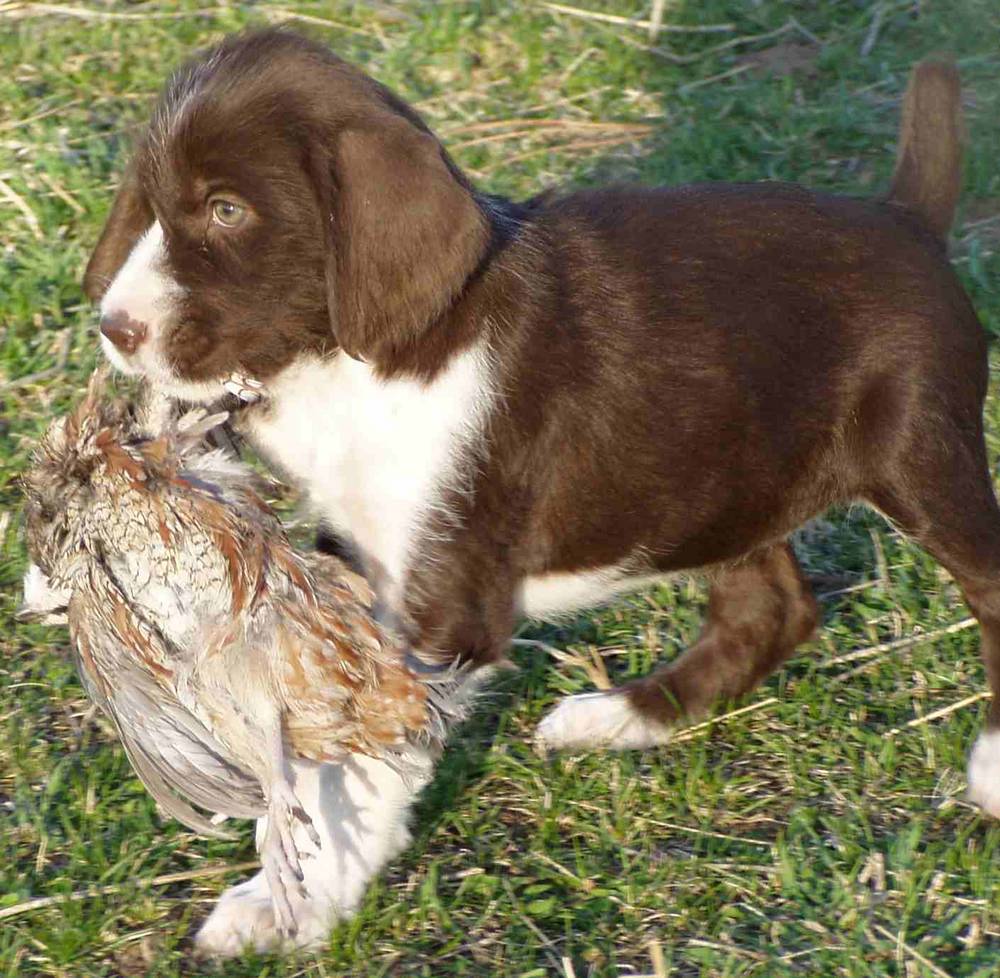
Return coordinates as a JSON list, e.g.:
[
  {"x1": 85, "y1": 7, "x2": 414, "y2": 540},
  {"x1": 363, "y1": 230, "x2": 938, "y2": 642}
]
[{"x1": 246, "y1": 349, "x2": 494, "y2": 603}]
